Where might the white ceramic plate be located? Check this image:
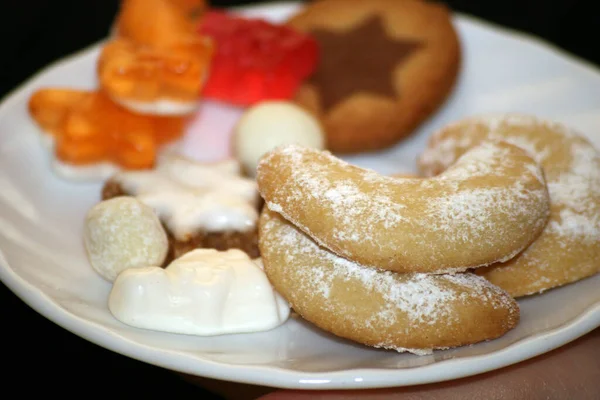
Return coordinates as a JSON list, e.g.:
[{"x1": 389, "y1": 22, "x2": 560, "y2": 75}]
[{"x1": 1, "y1": 1, "x2": 599, "y2": 390}]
